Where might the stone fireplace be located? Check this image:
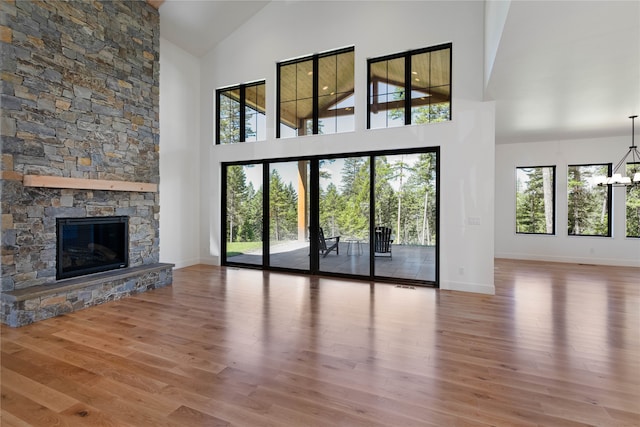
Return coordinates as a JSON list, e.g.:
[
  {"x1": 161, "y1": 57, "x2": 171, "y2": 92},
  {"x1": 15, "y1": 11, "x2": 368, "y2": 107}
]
[{"x1": 1, "y1": 0, "x2": 173, "y2": 327}]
